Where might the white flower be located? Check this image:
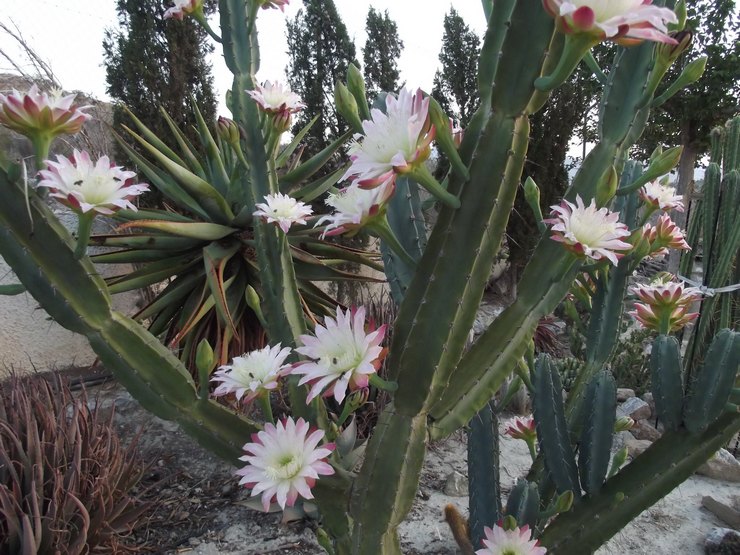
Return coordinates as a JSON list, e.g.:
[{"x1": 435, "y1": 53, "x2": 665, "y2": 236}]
[
  {"x1": 0, "y1": 85, "x2": 91, "y2": 137},
  {"x1": 247, "y1": 81, "x2": 305, "y2": 115},
  {"x1": 639, "y1": 180, "x2": 684, "y2": 212},
  {"x1": 37, "y1": 150, "x2": 148, "y2": 215},
  {"x1": 211, "y1": 344, "x2": 292, "y2": 403},
  {"x1": 292, "y1": 306, "x2": 387, "y2": 404},
  {"x1": 544, "y1": 0, "x2": 678, "y2": 44},
  {"x1": 476, "y1": 524, "x2": 547, "y2": 555},
  {"x1": 315, "y1": 180, "x2": 394, "y2": 237},
  {"x1": 236, "y1": 417, "x2": 335, "y2": 511},
  {"x1": 343, "y1": 88, "x2": 434, "y2": 188},
  {"x1": 545, "y1": 195, "x2": 632, "y2": 265},
  {"x1": 253, "y1": 193, "x2": 313, "y2": 233},
  {"x1": 164, "y1": 0, "x2": 203, "y2": 20}
]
